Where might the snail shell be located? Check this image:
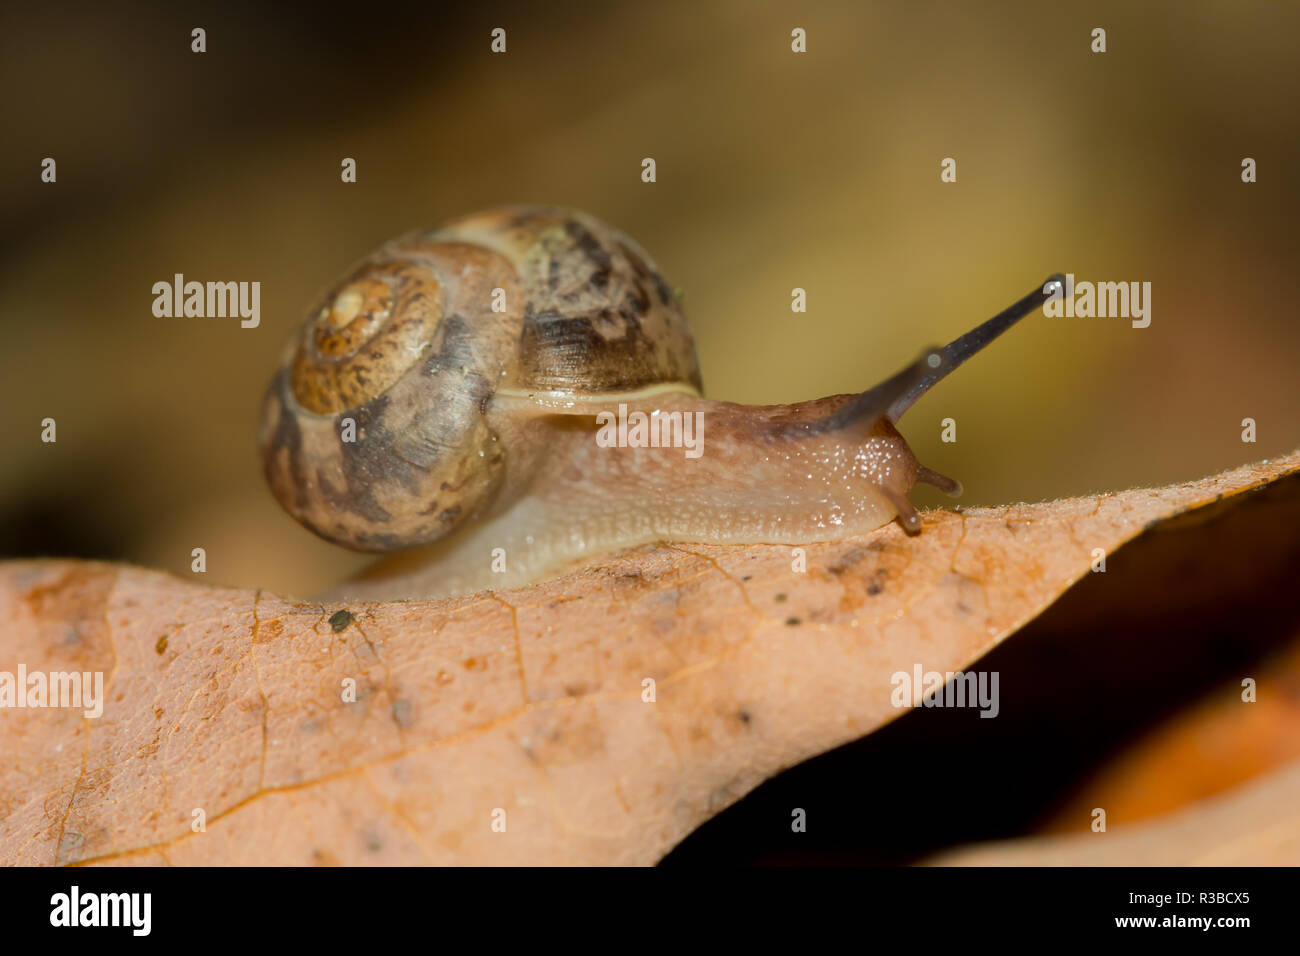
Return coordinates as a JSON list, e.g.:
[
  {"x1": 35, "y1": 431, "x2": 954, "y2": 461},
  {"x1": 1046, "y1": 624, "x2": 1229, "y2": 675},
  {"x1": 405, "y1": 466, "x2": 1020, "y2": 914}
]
[{"x1": 261, "y1": 207, "x2": 700, "y2": 552}]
